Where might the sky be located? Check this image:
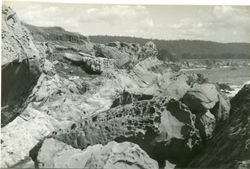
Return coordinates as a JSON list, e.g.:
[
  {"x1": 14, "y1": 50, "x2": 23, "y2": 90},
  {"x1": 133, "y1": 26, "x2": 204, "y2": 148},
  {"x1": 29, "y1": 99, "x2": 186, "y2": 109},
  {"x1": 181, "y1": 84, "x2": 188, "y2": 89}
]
[{"x1": 3, "y1": 1, "x2": 250, "y2": 43}]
